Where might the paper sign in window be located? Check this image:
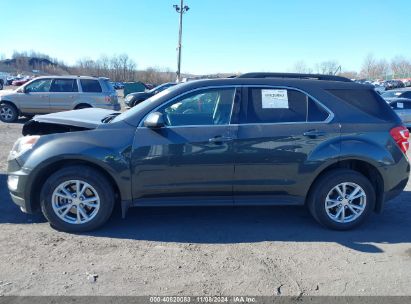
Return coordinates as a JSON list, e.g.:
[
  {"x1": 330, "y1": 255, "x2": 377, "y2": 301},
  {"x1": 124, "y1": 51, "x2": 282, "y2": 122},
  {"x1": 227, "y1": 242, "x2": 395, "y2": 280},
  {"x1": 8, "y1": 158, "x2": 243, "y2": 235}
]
[
  {"x1": 398, "y1": 102, "x2": 404, "y2": 109},
  {"x1": 261, "y1": 89, "x2": 289, "y2": 109}
]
